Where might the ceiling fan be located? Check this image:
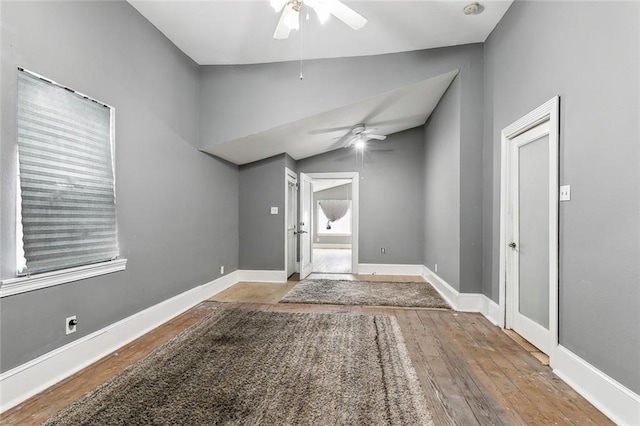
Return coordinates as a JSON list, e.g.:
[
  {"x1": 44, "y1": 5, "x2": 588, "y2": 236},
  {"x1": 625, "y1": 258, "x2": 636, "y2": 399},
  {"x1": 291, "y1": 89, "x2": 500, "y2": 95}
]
[
  {"x1": 271, "y1": 0, "x2": 368, "y2": 40},
  {"x1": 338, "y1": 124, "x2": 387, "y2": 149}
]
